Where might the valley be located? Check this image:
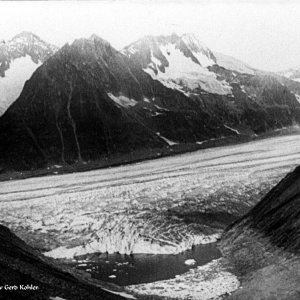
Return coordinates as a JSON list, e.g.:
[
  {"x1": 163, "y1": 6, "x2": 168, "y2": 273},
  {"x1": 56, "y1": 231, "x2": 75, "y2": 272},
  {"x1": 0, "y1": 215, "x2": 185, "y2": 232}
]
[{"x1": 0, "y1": 133, "x2": 299, "y2": 299}]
